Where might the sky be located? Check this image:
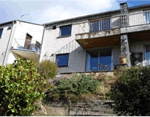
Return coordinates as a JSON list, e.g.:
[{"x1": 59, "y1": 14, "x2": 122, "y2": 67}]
[{"x1": 1, "y1": 0, "x2": 150, "y2": 24}]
